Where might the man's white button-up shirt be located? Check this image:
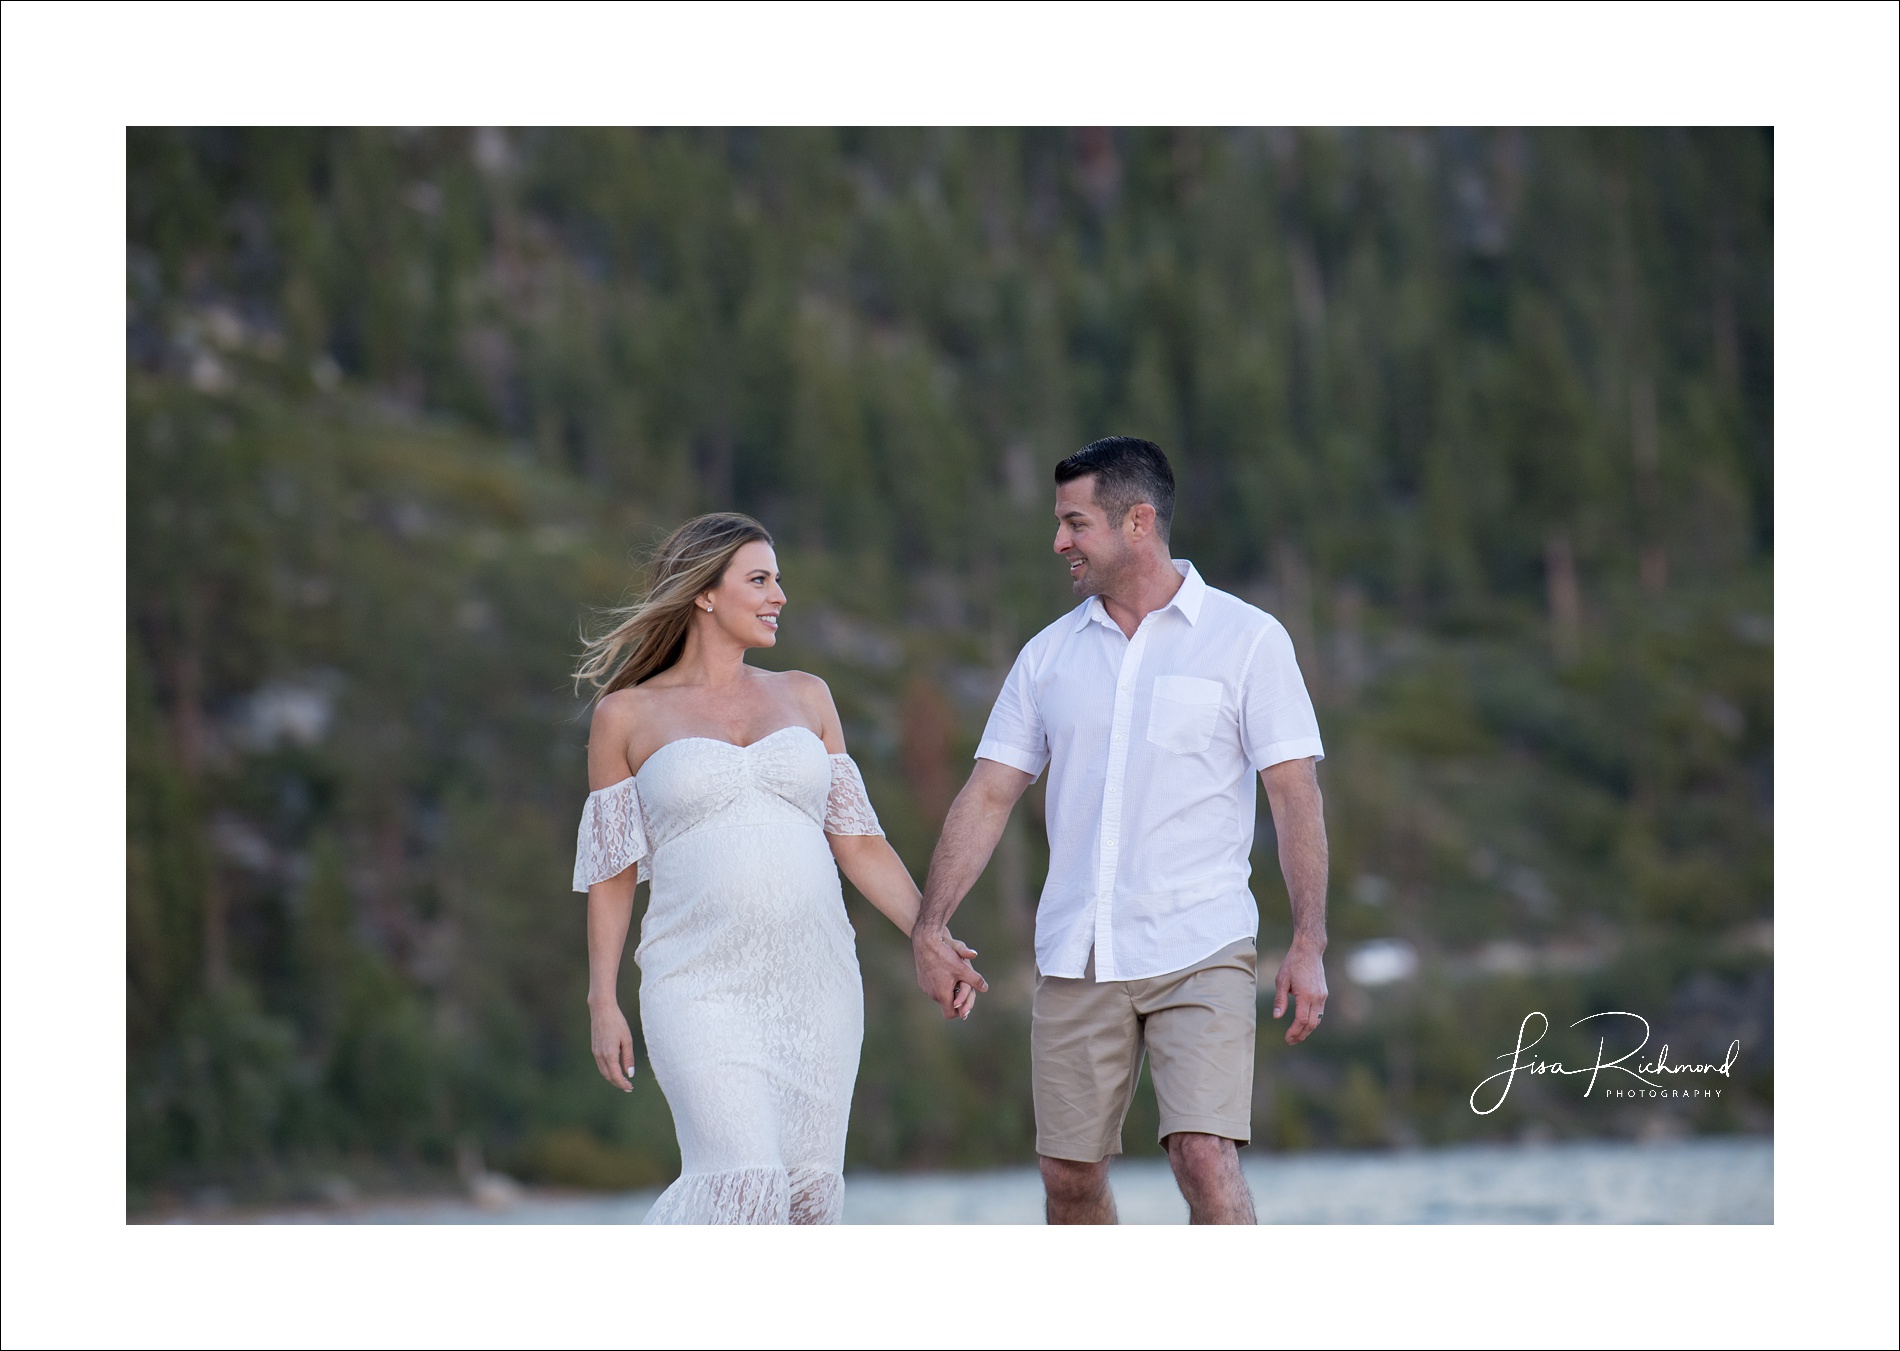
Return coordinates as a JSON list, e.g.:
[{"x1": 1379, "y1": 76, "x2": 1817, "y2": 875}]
[{"x1": 975, "y1": 561, "x2": 1324, "y2": 982}]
